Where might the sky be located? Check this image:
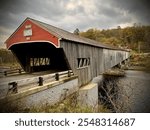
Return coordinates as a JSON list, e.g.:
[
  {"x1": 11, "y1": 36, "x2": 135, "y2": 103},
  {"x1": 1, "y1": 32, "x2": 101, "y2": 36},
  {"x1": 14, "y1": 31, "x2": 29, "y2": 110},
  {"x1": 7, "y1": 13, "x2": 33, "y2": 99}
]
[{"x1": 0, "y1": 0, "x2": 150, "y2": 48}]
